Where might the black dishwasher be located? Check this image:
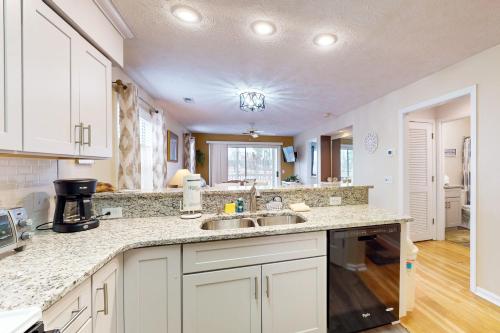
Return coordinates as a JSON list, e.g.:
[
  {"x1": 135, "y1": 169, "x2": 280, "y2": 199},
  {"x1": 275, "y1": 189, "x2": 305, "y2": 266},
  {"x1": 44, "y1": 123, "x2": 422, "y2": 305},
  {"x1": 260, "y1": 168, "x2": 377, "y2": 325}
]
[{"x1": 328, "y1": 224, "x2": 400, "y2": 333}]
